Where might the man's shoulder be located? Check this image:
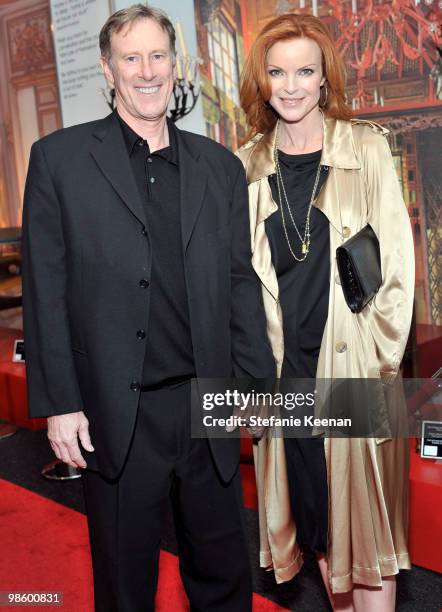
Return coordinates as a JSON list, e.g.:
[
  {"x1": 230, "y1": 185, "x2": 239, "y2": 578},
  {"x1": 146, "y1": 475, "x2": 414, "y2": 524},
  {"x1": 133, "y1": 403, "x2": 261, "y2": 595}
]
[
  {"x1": 36, "y1": 116, "x2": 110, "y2": 151},
  {"x1": 178, "y1": 128, "x2": 239, "y2": 166}
]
